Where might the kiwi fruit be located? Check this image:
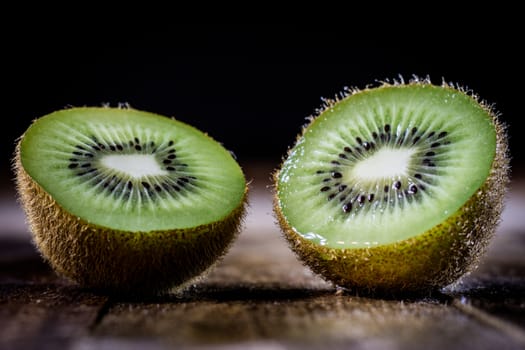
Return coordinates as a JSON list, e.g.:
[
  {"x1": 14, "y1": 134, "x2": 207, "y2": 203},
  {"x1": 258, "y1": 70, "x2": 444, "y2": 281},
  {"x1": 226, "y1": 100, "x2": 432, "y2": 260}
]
[
  {"x1": 273, "y1": 78, "x2": 509, "y2": 295},
  {"x1": 14, "y1": 106, "x2": 247, "y2": 294}
]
